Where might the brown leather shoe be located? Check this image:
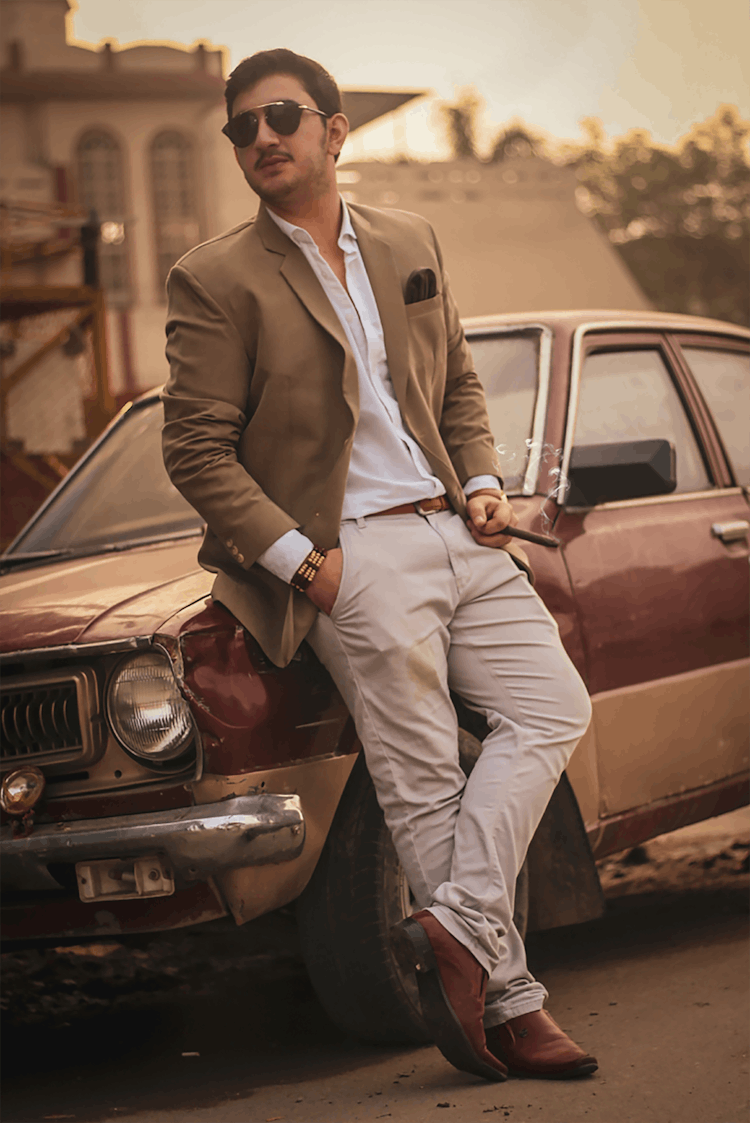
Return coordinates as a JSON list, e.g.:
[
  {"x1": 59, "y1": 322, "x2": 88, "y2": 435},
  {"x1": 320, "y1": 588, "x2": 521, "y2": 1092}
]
[
  {"x1": 485, "y1": 1009, "x2": 598, "y2": 1079},
  {"x1": 391, "y1": 909, "x2": 508, "y2": 1082}
]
